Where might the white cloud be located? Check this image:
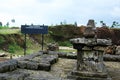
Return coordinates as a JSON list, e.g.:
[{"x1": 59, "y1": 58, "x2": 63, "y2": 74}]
[
  {"x1": 111, "y1": 7, "x2": 120, "y2": 17},
  {"x1": 0, "y1": 0, "x2": 120, "y2": 27}
]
